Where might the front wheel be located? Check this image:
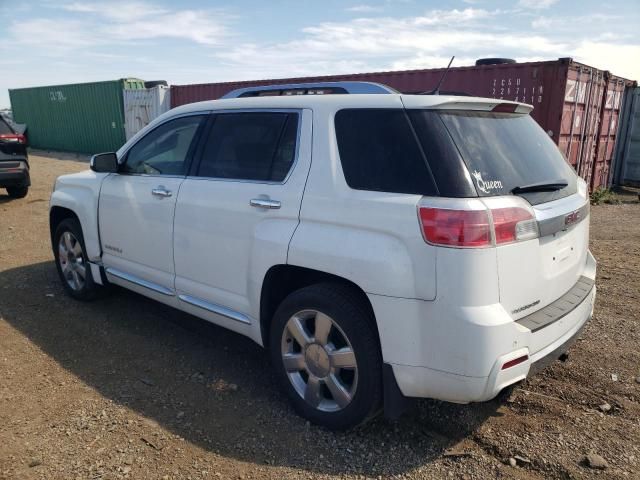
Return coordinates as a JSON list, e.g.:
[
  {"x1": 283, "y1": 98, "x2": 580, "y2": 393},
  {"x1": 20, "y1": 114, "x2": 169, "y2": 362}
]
[
  {"x1": 270, "y1": 283, "x2": 382, "y2": 430},
  {"x1": 53, "y1": 218, "x2": 102, "y2": 300}
]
